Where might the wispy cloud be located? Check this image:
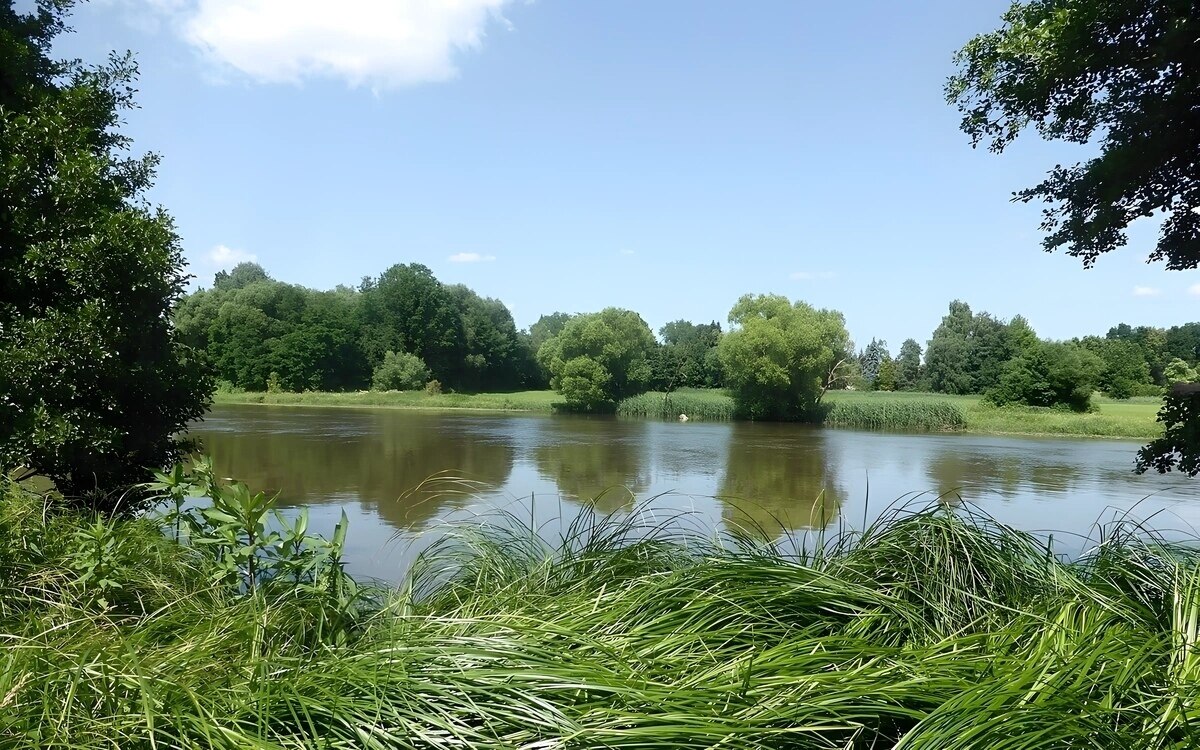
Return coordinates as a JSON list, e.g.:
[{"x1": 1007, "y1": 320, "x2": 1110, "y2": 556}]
[
  {"x1": 1133, "y1": 285, "x2": 1161, "y2": 297},
  {"x1": 132, "y1": 0, "x2": 516, "y2": 90},
  {"x1": 790, "y1": 271, "x2": 835, "y2": 281},
  {"x1": 448, "y1": 252, "x2": 496, "y2": 263},
  {"x1": 1189, "y1": 284, "x2": 1200, "y2": 296},
  {"x1": 208, "y1": 244, "x2": 256, "y2": 267},
  {"x1": 618, "y1": 248, "x2": 636, "y2": 256}
]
